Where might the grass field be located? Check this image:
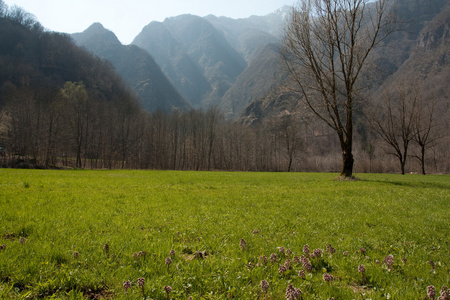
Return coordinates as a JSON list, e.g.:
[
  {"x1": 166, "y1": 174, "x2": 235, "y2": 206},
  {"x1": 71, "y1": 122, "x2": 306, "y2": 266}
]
[{"x1": 0, "y1": 169, "x2": 449, "y2": 299}]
